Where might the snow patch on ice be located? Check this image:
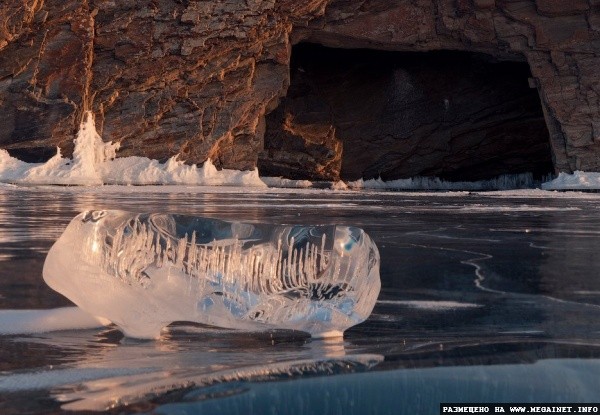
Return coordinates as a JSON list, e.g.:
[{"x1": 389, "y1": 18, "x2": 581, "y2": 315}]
[
  {"x1": 330, "y1": 180, "x2": 349, "y2": 191},
  {"x1": 0, "y1": 307, "x2": 107, "y2": 335},
  {"x1": 0, "y1": 112, "x2": 266, "y2": 187},
  {"x1": 377, "y1": 300, "x2": 482, "y2": 310},
  {"x1": 541, "y1": 171, "x2": 600, "y2": 190}
]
